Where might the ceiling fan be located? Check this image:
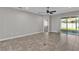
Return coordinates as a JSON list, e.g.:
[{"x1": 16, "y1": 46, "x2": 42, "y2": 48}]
[
  {"x1": 46, "y1": 7, "x2": 56, "y2": 14},
  {"x1": 39, "y1": 7, "x2": 56, "y2": 15}
]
